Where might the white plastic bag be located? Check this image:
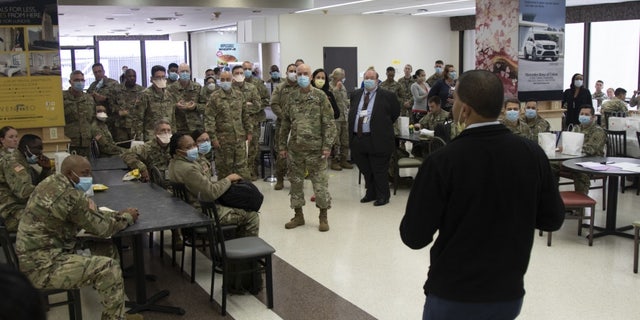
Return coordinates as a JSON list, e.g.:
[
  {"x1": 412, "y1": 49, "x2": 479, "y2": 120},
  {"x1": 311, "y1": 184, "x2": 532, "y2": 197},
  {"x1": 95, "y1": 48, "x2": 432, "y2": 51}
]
[
  {"x1": 608, "y1": 117, "x2": 626, "y2": 131},
  {"x1": 398, "y1": 116, "x2": 410, "y2": 136},
  {"x1": 561, "y1": 131, "x2": 584, "y2": 156},
  {"x1": 538, "y1": 132, "x2": 556, "y2": 157}
]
